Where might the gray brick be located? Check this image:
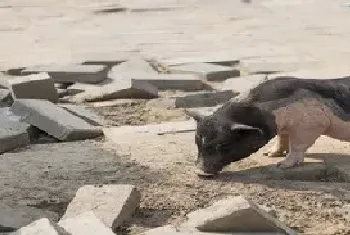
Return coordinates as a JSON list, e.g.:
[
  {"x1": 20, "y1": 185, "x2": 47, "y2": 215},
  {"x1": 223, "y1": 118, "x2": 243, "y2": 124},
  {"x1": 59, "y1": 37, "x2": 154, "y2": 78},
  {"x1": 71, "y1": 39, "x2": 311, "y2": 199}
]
[
  {"x1": 174, "y1": 90, "x2": 237, "y2": 108},
  {"x1": 22, "y1": 64, "x2": 108, "y2": 84},
  {"x1": 10, "y1": 99, "x2": 103, "y2": 141},
  {"x1": 114, "y1": 74, "x2": 206, "y2": 91},
  {"x1": 169, "y1": 63, "x2": 240, "y2": 81},
  {"x1": 61, "y1": 184, "x2": 140, "y2": 231},
  {"x1": 8, "y1": 73, "x2": 58, "y2": 103}
]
